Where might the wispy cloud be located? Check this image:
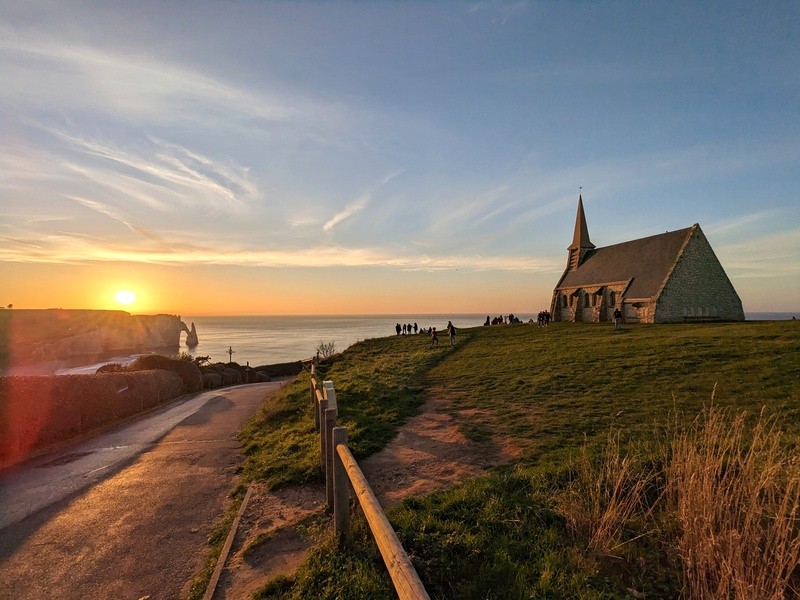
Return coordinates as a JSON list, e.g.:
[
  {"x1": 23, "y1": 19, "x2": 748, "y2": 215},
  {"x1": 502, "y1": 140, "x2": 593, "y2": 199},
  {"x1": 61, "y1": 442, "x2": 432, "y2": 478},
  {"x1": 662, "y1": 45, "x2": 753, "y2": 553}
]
[
  {"x1": 0, "y1": 27, "x2": 307, "y2": 127},
  {"x1": 718, "y1": 228, "x2": 800, "y2": 278},
  {"x1": 468, "y1": 2, "x2": 528, "y2": 26},
  {"x1": 323, "y1": 170, "x2": 404, "y2": 232},
  {"x1": 50, "y1": 129, "x2": 258, "y2": 211},
  {"x1": 705, "y1": 209, "x2": 782, "y2": 236},
  {"x1": 0, "y1": 228, "x2": 563, "y2": 273}
]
